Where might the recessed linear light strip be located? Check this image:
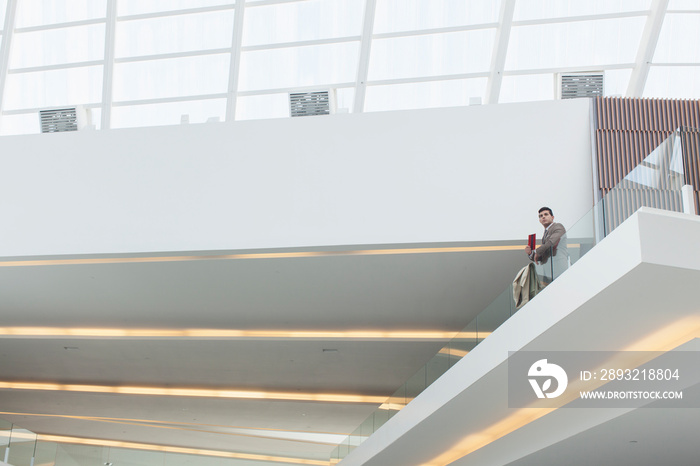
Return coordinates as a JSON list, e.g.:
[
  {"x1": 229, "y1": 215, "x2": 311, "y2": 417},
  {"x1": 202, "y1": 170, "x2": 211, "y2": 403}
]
[
  {"x1": 0, "y1": 382, "x2": 387, "y2": 404},
  {"x1": 438, "y1": 347, "x2": 470, "y2": 358},
  {"x1": 36, "y1": 434, "x2": 327, "y2": 466},
  {"x1": 0, "y1": 245, "x2": 525, "y2": 267},
  {"x1": 0, "y1": 412, "x2": 350, "y2": 446},
  {"x1": 0, "y1": 411, "x2": 350, "y2": 437},
  {"x1": 46, "y1": 417, "x2": 345, "y2": 446},
  {"x1": 0, "y1": 327, "x2": 490, "y2": 340}
]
